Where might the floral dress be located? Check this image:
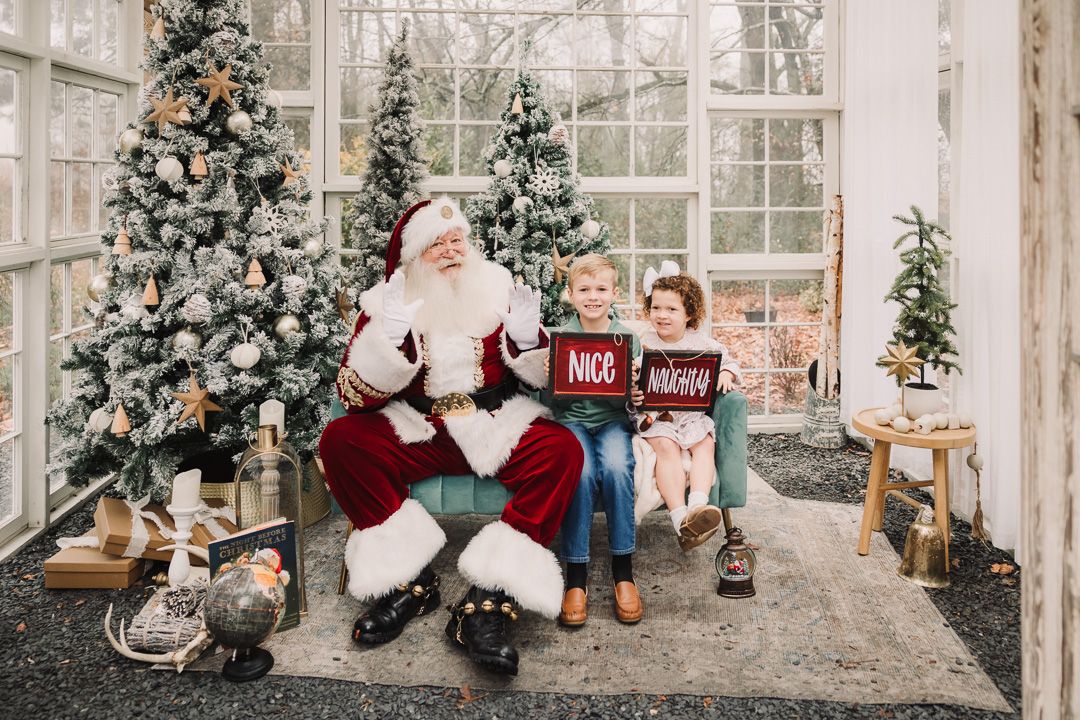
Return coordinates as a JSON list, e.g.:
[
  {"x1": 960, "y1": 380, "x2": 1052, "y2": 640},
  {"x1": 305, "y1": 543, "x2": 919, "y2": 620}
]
[{"x1": 635, "y1": 327, "x2": 742, "y2": 450}]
